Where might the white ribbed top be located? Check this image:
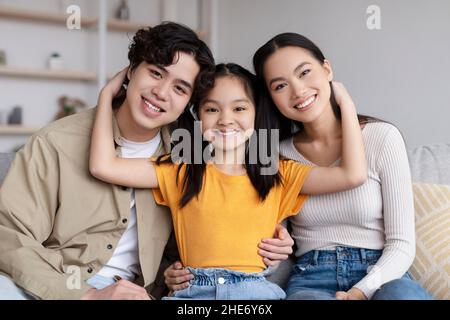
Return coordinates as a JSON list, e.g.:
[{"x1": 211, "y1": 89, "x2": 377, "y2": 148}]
[{"x1": 280, "y1": 122, "x2": 416, "y2": 298}]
